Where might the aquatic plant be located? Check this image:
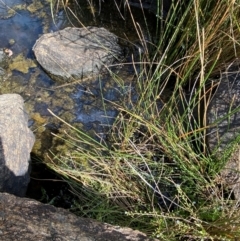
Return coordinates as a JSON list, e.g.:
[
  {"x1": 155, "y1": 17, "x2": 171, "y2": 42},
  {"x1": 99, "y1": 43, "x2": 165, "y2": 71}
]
[{"x1": 47, "y1": 0, "x2": 240, "y2": 239}]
